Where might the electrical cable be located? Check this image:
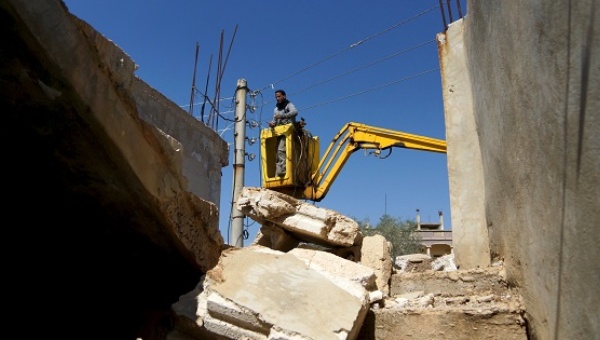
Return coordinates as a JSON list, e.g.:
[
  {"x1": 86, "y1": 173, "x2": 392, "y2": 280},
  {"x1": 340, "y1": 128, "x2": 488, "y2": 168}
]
[
  {"x1": 207, "y1": 5, "x2": 446, "y2": 127},
  {"x1": 288, "y1": 39, "x2": 436, "y2": 98},
  {"x1": 299, "y1": 68, "x2": 439, "y2": 112},
  {"x1": 188, "y1": 2, "x2": 463, "y2": 129},
  {"x1": 250, "y1": 65, "x2": 440, "y2": 127},
  {"x1": 256, "y1": 4, "x2": 440, "y2": 93}
]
